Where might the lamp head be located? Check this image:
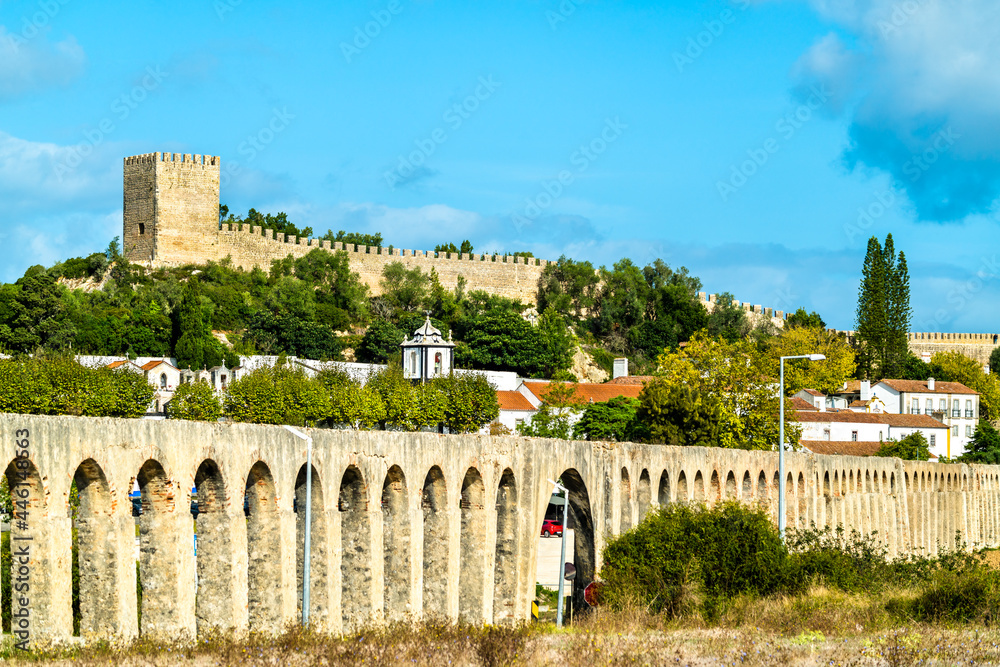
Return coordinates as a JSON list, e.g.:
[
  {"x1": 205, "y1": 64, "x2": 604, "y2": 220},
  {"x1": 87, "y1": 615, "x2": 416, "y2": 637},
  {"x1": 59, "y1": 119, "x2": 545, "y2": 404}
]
[{"x1": 807, "y1": 354, "x2": 827, "y2": 361}]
